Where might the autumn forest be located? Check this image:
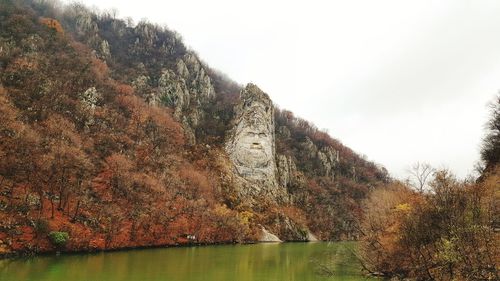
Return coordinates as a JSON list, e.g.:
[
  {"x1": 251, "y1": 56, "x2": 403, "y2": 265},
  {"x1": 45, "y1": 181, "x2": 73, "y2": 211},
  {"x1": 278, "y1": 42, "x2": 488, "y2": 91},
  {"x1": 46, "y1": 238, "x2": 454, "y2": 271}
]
[{"x1": 0, "y1": 0, "x2": 498, "y2": 280}]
